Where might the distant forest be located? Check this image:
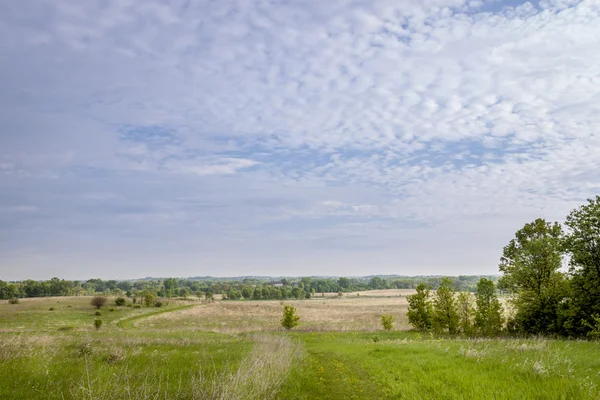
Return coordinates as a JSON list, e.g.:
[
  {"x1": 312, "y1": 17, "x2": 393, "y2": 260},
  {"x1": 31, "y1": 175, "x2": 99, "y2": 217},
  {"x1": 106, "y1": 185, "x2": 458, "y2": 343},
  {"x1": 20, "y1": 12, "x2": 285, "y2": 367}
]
[{"x1": 0, "y1": 275, "x2": 497, "y2": 301}]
